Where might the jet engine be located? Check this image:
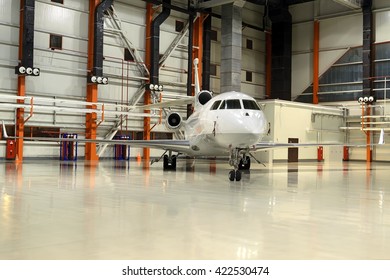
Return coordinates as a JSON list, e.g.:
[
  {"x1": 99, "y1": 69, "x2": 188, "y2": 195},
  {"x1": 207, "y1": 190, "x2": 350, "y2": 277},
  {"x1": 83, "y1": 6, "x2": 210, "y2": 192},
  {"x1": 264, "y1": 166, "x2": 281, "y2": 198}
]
[
  {"x1": 196, "y1": 90, "x2": 213, "y2": 108},
  {"x1": 165, "y1": 112, "x2": 182, "y2": 130}
]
